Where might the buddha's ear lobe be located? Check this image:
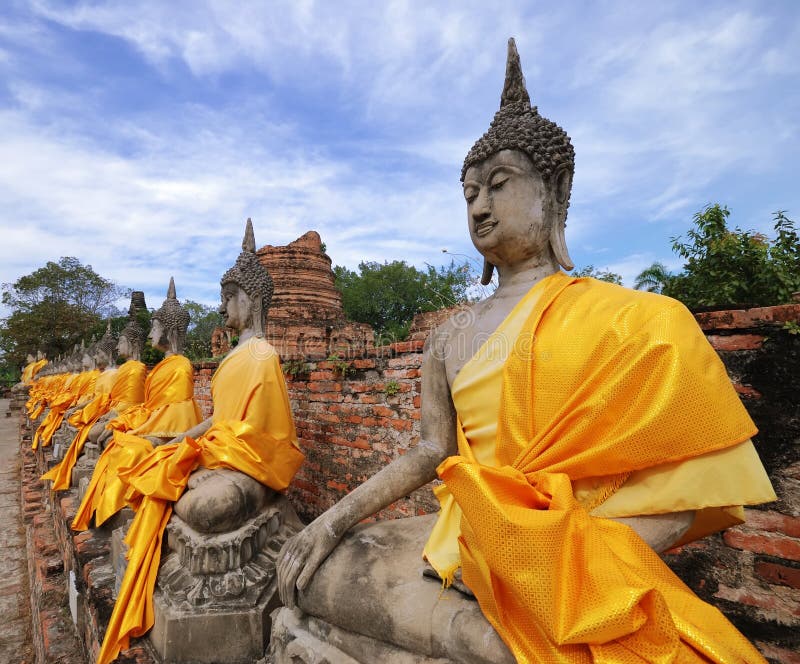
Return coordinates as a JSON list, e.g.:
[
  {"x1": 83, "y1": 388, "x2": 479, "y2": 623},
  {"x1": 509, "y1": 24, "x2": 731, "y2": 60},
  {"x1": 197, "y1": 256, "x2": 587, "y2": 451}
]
[
  {"x1": 480, "y1": 259, "x2": 495, "y2": 286},
  {"x1": 554, "y1": 167, "x2": 571, "y2": 205}
]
